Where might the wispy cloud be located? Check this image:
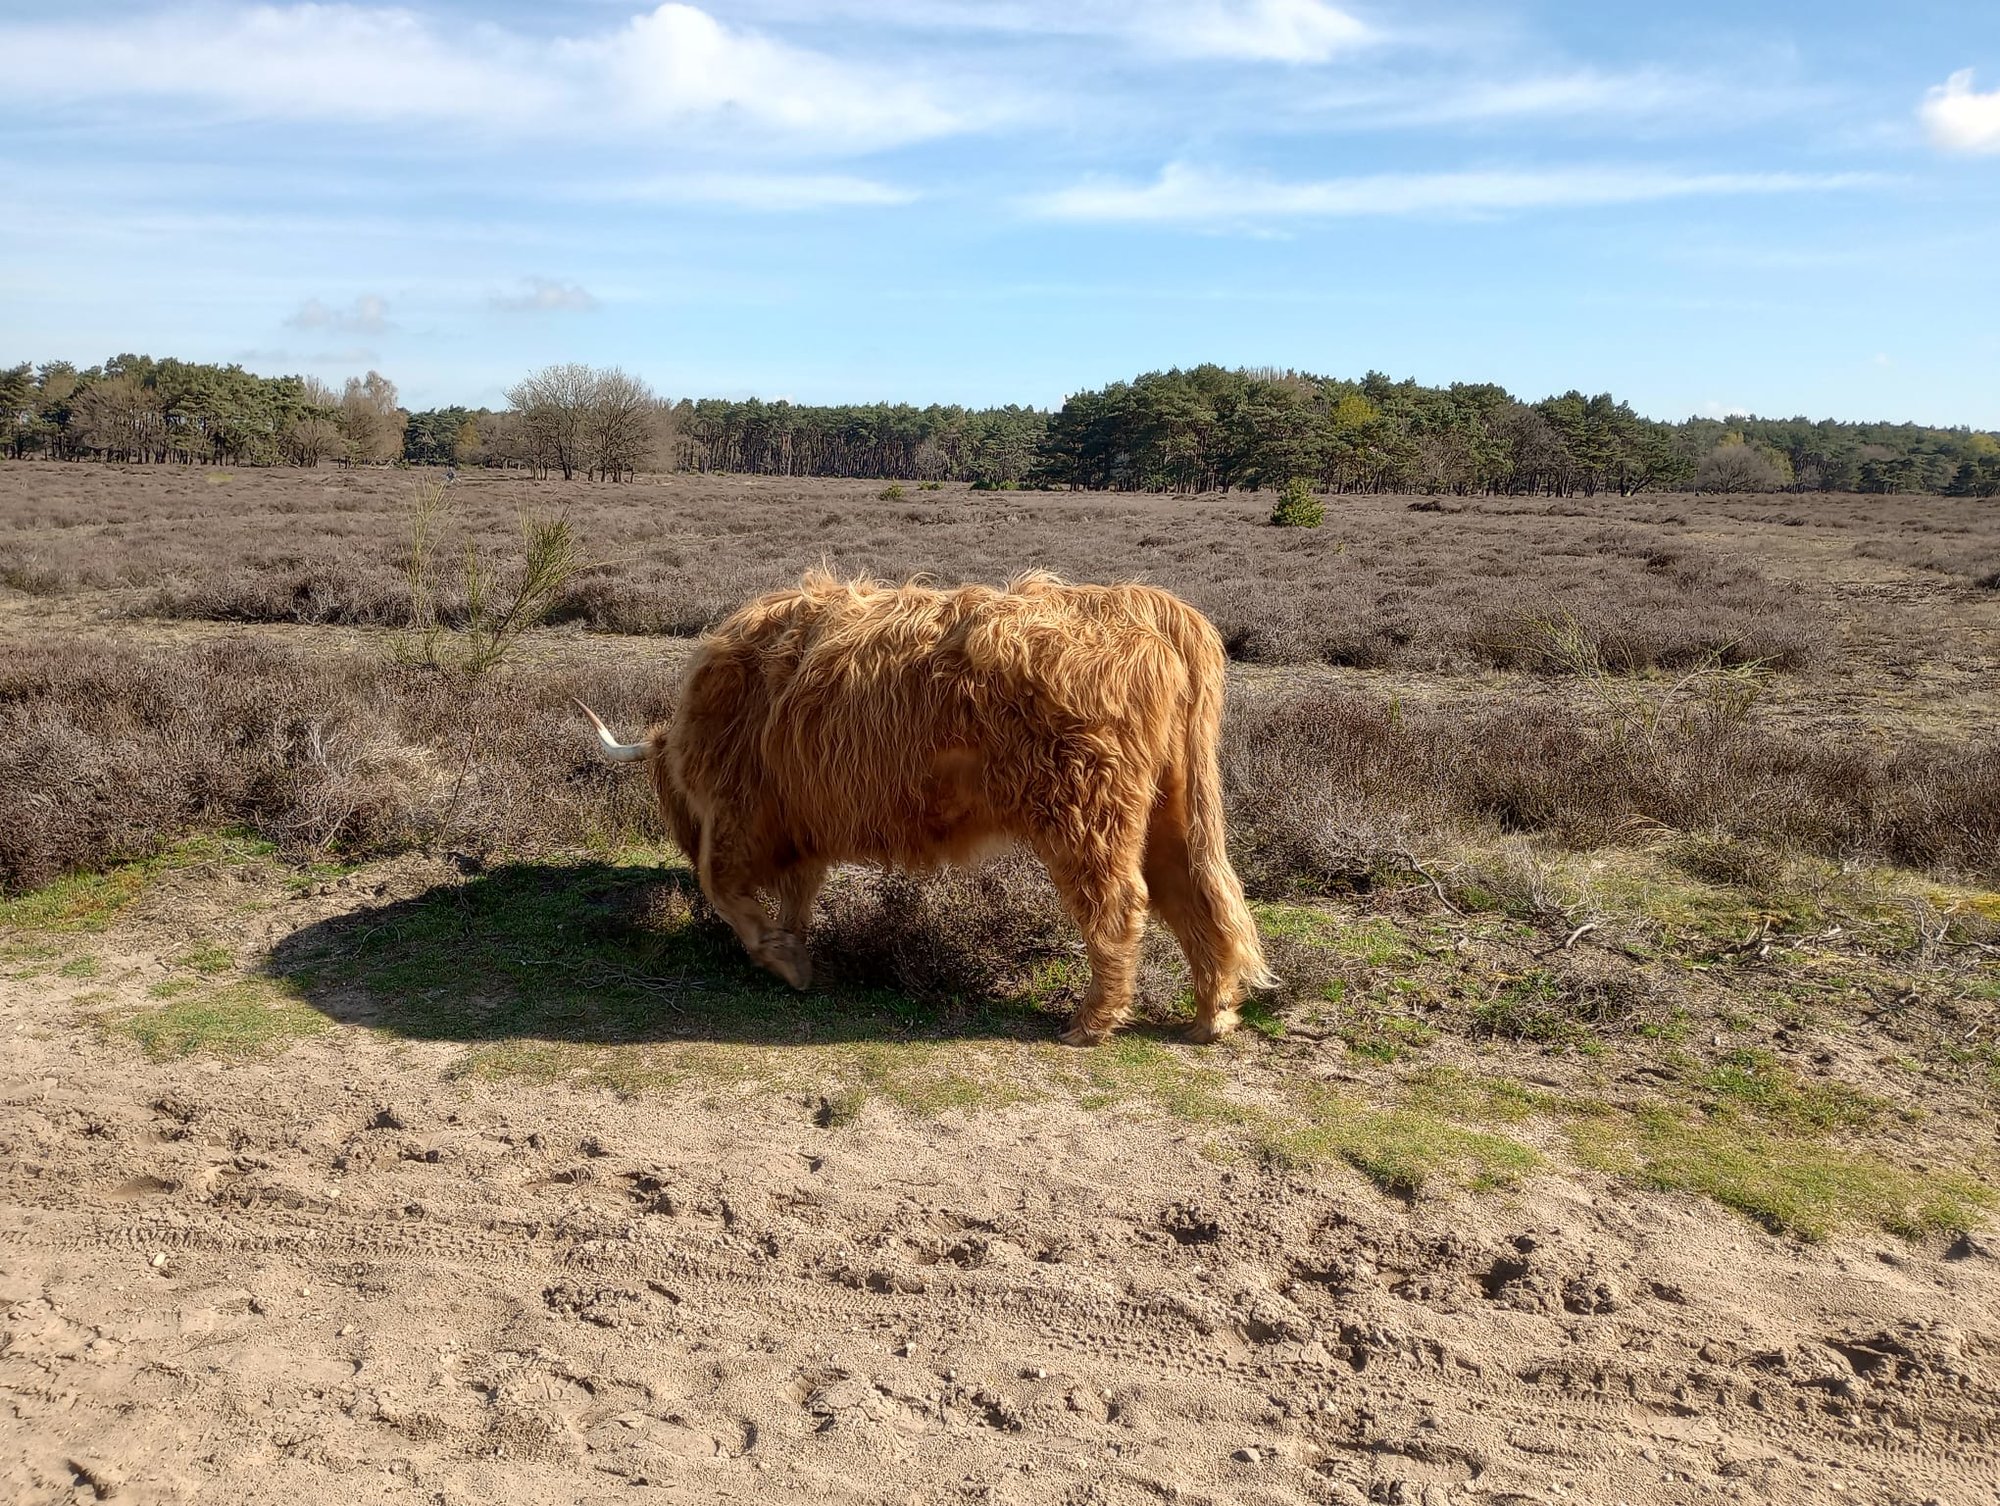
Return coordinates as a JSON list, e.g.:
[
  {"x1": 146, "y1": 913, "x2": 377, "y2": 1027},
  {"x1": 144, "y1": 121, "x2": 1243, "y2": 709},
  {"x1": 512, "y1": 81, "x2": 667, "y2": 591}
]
[
  {"x1": 0, "y1": 3, "x2": 967, "y2": 151},
  {"x1": 1028, "y1": 162, "x2": 1886, "y2": 225},
  {"x1": 491, "y1": 278, "x2": 598, "y2": 314},
  {"x1": 584, "y1": 173, "x2": 918, "y2": 210},
  {"x1": 286, "y1": 293, "x2": 390, "y2": 334},
  {"x1": 1155, "y1": 0, "x2": 1370, "y2": 63},
  {"x1": 1920, "y1": 70, "x2": 2000, "y2": 154},
  {"x1": 1307, "y1": 66, "x2": 1815, "y2": 131}
]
